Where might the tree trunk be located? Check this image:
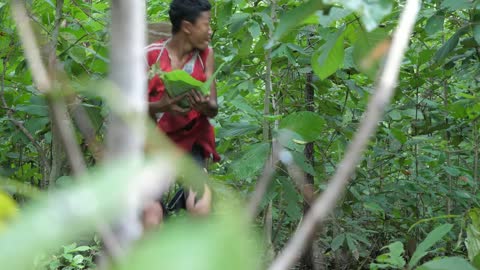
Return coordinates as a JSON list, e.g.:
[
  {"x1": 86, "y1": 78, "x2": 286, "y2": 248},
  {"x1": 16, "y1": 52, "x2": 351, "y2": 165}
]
[
  {"x1": 262, "y1": 0, "x2": 276, "y2": 263},
  {"x1": 300, "y1": 70, "x2": 317, "y2": 270},
  {"x1": 47, "y1": 0, "x2": 67, "y2": 189},
  {"x1": 106, "y1": 0, "x2": 147, "y2": 251}
]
